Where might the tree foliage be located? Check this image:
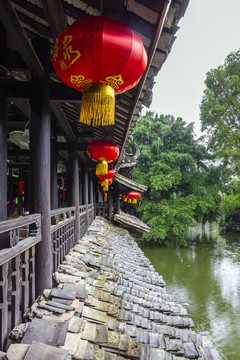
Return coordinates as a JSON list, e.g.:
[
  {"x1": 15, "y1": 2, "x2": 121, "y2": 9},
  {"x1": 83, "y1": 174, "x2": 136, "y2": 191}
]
[
  {"x1": 200, "y1": 49, "x2": 240, "y2": 166},
  {"x1": 131, "y1": 113, "x2": 223, "y2": 246}
]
